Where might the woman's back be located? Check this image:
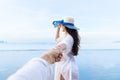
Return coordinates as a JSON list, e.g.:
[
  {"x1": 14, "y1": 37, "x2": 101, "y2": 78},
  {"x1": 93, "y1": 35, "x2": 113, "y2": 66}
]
[{"x1": 54, "y1": 35, "x2": 79, "y2": 80}]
